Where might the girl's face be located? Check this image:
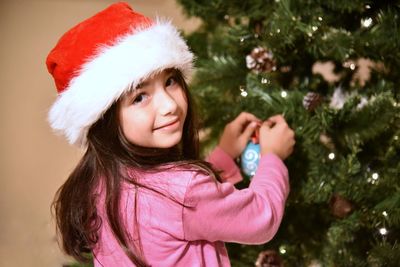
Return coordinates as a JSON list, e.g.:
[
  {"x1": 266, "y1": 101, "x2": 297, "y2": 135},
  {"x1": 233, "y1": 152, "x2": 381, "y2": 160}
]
[{"x1": 118, "y1": 69, "x2": 188, "y2": 148}]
